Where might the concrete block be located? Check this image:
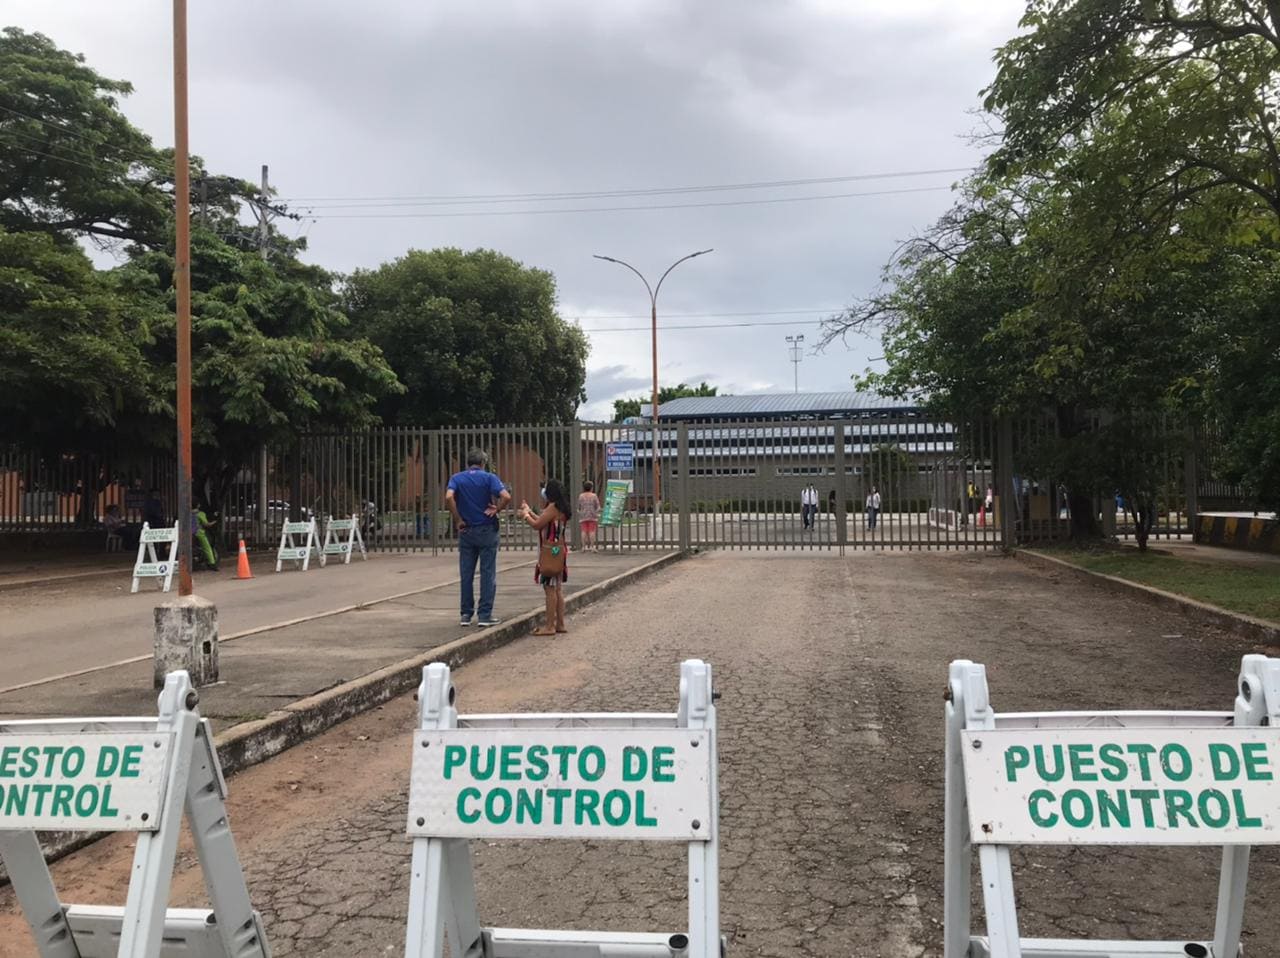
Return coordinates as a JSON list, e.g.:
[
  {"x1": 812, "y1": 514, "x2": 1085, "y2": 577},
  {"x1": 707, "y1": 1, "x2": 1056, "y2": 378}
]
[{"x1": 154, "y1": 594, "x2": 219, "y2": 688}]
